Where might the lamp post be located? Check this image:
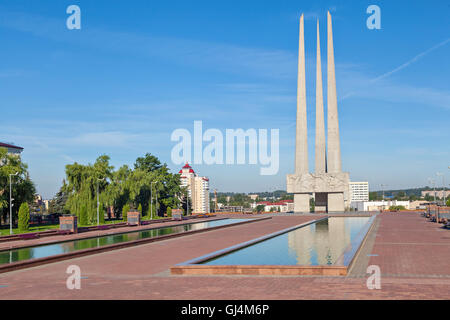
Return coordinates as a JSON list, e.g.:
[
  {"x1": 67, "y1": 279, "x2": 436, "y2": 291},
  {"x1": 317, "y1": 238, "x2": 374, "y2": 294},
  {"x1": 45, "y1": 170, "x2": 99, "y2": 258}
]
[
  {"x1": 445, "y1": 166, "x2": 450, "y2": 207},
  {"x1": 428, "y1": 178, "x2": 436, "y2": 204},
  {"x1": 9, "y1": 172, "x2": 18, "y2": 235},
  {"x1": 446, "y1": 166, "x2": 450, "y2": 206},
  {"x1": 436, "y1": 172, "x2": 444, "y2": 206},
  {"x1": 432, "y1": 178, "x2": 436, "y2": 204},
  {"x1": 380, "y1": 184, "x2": 387, "y2": 211},
  {"x1": 186, "y1": 187, "x2": 190, "y2": 216},
  {"x1": 151, "y1": 180, "x2": 158, "y2": 220}
]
